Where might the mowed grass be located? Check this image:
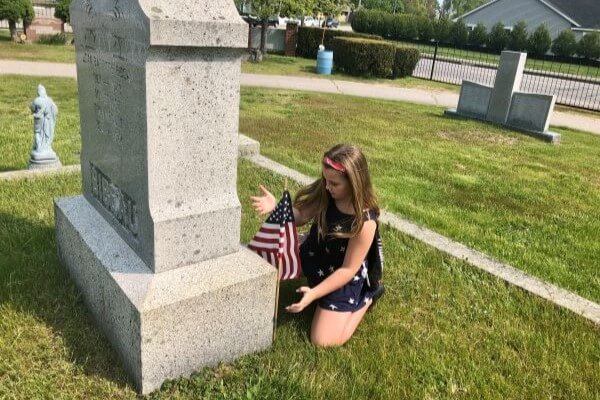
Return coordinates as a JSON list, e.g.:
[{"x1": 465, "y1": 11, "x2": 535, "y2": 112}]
[
  {"x1": 0, "y1": 29, "x2": 76, "y2": 64},
  {"x1": 0, "y1": 75, "x2": 80, "y2": 171},
  {"x1": 238, "y1": 88, "x2": 600, "y2": 303},
  {"x1": 1, "y1": 75, "x2": 599, "y2": 303},
  {"x1": 0, "y1": 163, "x2": 599, "y2": 399}
]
